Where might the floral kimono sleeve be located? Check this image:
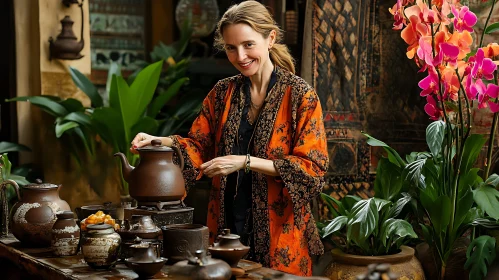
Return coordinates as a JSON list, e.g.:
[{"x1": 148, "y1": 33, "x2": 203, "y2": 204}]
[
  {"x1": 273, "y1": 89, "x2": 328, "y2": 209},
  {"x1": 170, "y1": 89, "x2": 217, "y2": 191}
]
